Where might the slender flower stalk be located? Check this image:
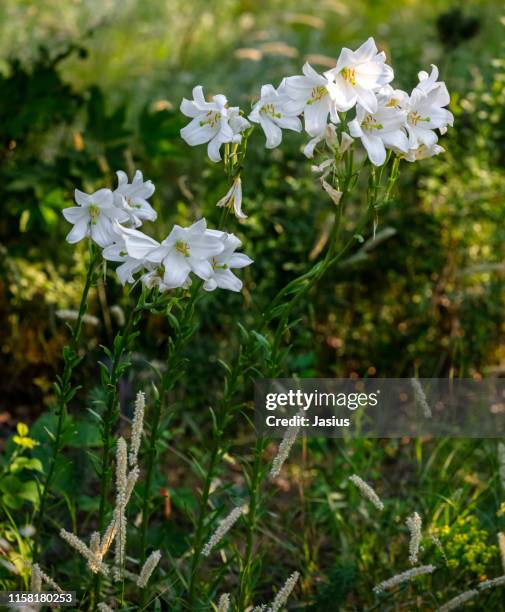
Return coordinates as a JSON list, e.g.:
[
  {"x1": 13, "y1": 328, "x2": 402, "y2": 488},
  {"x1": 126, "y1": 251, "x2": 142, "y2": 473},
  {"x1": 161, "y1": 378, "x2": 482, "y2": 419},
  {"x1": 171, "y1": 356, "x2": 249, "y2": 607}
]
[
  {"x1": 411, "y1": 378, "x2": 432, "y2": 418},
  {"x1": 202, "y1": 506, "x2": 244, "y2": 557},
  {"x1": 349, "y1": 474, "x2": 384, "y2": 511},
  {"x1": 217, "y1": 593, "x2": 231, "y2": 612},
  {"x1": 60, "y1": 529, "x2": 110, "y2": 577},
  {"x1": 89, "y1": 532, "x2": 102, "y2": 573},
  {"x1": 129, "y1": 391, "x2": 145, "y2": 467},
  {"x1": 34, "y1": 242, "x2": 100, "y2": 559},
  {"x1": 137, "y1": 550, "x2": 162, "y2": 588},
  {"x1": 437, "y1": 589, "x2": 478, "y2": 611},
  {"x1": 270, "y1": 571, "x2": 300, "y2": 612},
  {"x1": 30, "y1": 564, "x2": 42, "y2": 591},
  {"x1": 478, "y1": 575, "x2": 505, "y2": 590},
  {"x1": 31, "y1": 564, "x2": 63, "y2": 593},
  {"x1": 113, "y1": 437, "x2": 128, "y2": 581},
  {"x1": 373, "y1": 565, "x2": 435, "y2": 594},
  {"x1": 406, "y1": 512, "x2": 422, "y2": 565},
  {"x1": 270, "y1": 426, "x2": 300, "y2": 478}
]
